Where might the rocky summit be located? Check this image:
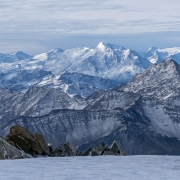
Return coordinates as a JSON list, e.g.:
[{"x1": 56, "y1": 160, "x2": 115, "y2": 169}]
[{"x1": 5, "y1": 125, "x2": 50, "y2": 156}]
